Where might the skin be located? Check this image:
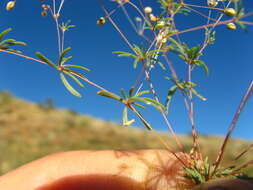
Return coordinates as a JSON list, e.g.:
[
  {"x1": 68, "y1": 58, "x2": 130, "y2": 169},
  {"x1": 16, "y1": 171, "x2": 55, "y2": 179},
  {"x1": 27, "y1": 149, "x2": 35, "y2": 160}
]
[{"x1": 0, "y1": 150, "x2": 252, "y2": 190}]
